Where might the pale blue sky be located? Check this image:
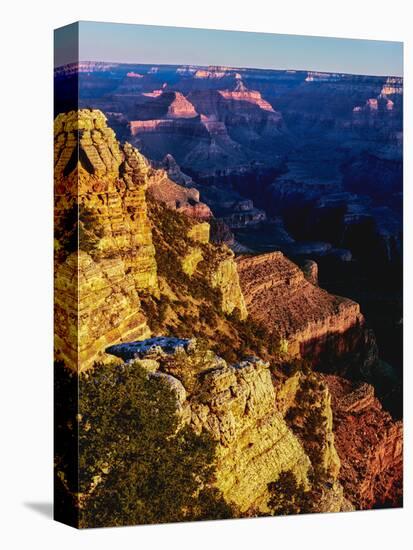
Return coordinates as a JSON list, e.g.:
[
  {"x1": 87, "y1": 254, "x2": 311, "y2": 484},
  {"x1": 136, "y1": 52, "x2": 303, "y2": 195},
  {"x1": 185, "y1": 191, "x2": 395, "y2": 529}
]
[{"x1": 55, "y1": 21, "x2": 403, "y2": 76}]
